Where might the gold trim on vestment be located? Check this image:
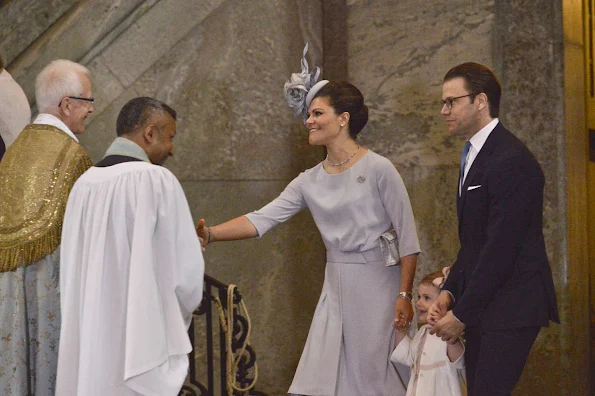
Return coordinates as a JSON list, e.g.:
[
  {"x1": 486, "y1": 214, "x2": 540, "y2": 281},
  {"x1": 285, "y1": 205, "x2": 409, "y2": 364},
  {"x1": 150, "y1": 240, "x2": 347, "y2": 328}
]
[{"x1": 0, "y1": 124, "x2": 92, "y2": 272}]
